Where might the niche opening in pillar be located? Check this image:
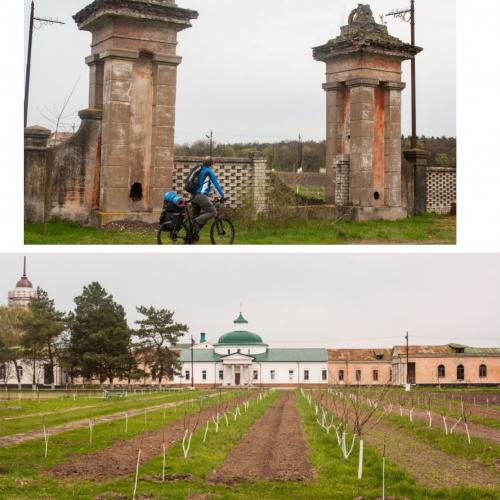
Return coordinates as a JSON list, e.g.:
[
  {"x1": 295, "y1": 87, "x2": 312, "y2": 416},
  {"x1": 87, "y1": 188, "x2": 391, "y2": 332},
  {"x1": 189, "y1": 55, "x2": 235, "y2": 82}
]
[
  {"x1": 374, "y1": 192, "x2": 380, "y2": 201},
  {"x1": 130, "y1": 183, "x2": 143, "y2": 202}
]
